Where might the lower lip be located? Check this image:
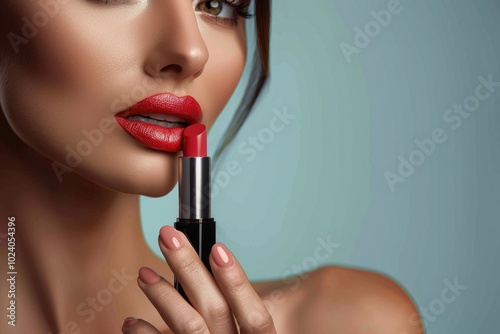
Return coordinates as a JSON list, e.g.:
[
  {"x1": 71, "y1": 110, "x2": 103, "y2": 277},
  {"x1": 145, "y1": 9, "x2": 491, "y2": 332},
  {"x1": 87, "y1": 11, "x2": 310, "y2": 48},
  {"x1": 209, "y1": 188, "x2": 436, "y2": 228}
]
[{"x1": 115, "y1": 117, "x2": 186, "y2": 152}]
